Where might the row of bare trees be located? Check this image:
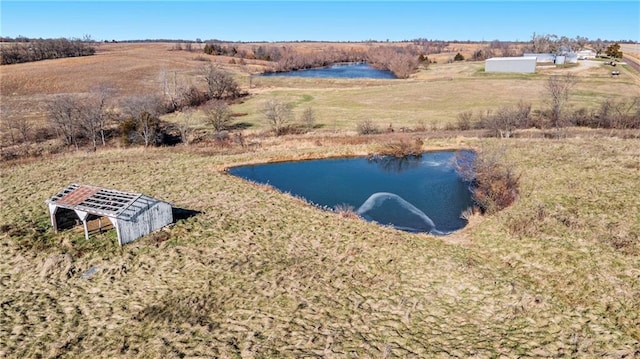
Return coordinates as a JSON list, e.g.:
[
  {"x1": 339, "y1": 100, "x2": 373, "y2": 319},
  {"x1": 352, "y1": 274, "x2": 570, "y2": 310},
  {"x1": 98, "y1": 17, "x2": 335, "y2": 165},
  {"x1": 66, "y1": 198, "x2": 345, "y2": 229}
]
[
  {"x1": 0, "y1": 38, "x2": 96, "y2": 65},
  {"x1": 525, "y1": 34, "x2": 612, "y2": 55},
  {"x1": 46, "y1": 85, "x2": 113, "y2": 150},
  {"x1": 366, "y1": 46, "x2": 421, "y2": 78},
  {"x1": 272, "y1": 46, "x2": 366, "y2": 72},
  {"x1": 201, "y1": 42, "x2": 426, "y2": 78},
  {"x1": 470, "y1": 41, "x2": 525, "y2": 61},
  {"x1": 19, "y1": 65, "x2": 243, "y2": 150},
  {"x1": 469, "y1": 35, "x2": 619, "y2": 62},
  {"x1": 454, "y1": 73, "x2": 640, "y2": 136}
]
